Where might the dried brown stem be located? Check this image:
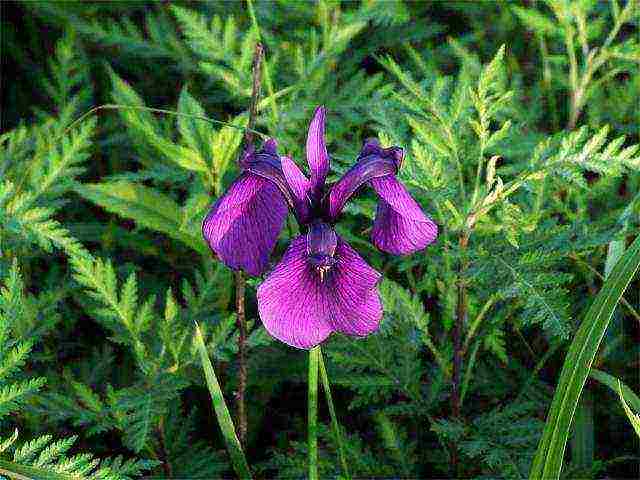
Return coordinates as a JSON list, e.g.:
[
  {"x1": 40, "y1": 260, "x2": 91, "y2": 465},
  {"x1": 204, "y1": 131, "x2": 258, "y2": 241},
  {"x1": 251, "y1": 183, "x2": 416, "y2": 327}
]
[
  {"x1": 157, "y1": 417, "x2": 173, "y2": 478},
  {"x1": 235, "y1": 42, "x2": 264, "y2": 448},
  {"x1": 235, "y1": 270, "x2": 248, "y2": 447},
  {"x1": 451, "y1": 231, "x2": 469, "y2": 475}
]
